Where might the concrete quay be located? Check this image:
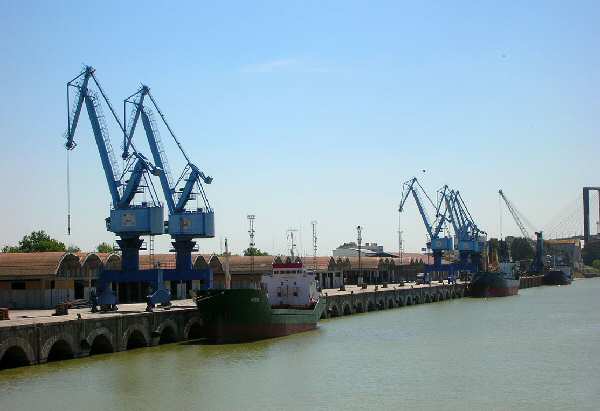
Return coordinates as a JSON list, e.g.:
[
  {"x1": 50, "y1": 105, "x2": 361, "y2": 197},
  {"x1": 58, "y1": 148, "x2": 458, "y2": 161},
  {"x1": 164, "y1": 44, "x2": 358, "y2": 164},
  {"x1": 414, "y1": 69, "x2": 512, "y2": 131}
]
[
  {"x1": 520, "y1": 275, "x2": 544, "y2": 288},
  {"x1": 0, "y1": 300, "x2": 203, "y2": 368},
  {"x1": 321, "y1": 281, "x2": 467, "y2": 318}
]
